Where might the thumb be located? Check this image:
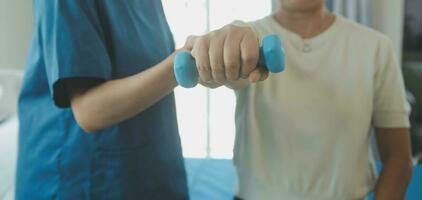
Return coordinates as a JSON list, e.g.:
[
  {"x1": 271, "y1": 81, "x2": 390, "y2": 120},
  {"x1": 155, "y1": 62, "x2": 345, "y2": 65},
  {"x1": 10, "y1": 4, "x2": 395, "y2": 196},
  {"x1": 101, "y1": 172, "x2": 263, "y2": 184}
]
[
  {"x1": 183, "y1": 35, "x2": 199, "y2": 51},
  {"x1": 248, "y1": 67, "x2": 269, "y2": 83}
]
